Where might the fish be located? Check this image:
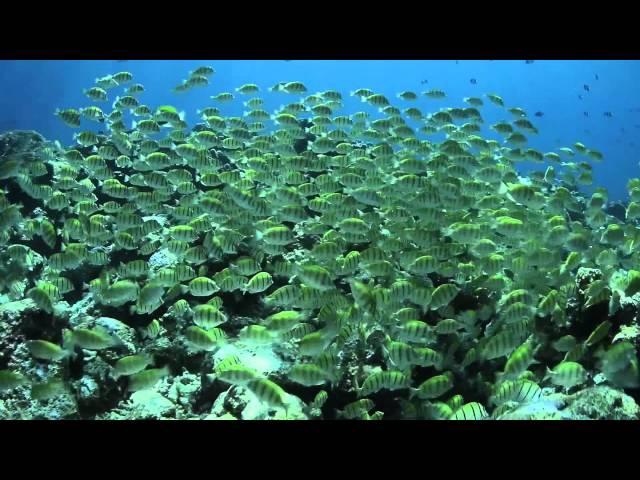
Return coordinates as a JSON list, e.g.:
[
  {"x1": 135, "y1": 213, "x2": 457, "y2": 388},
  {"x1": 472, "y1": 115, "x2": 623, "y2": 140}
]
[
  {"x1": 449, "y1": 402, "x2": 488, "y2": 420},
  {"x1": 127, "y1": 366, "x2": 170, "y2": 392},
  {"x1": 2, "y1": 62, "x2": 635, "y2": 422},
  {"x1": 544, "y1": 361, "x2": 588, "y2": 389},
  {"x1": 31, "y1": 378, "x2": 67, "y2": 400},
  {"x1": 0, "y1": 370, "x2": 28, "y2": 392},
  {"x1": 247, "y1": 378, "x2": 288, "y2": 411},
  {"x1": 113, "y1": 354, "x2": 154, "y2": 379},
  {"x1": 583, "y1": 84, "x2": 590, "y2": 92}
]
